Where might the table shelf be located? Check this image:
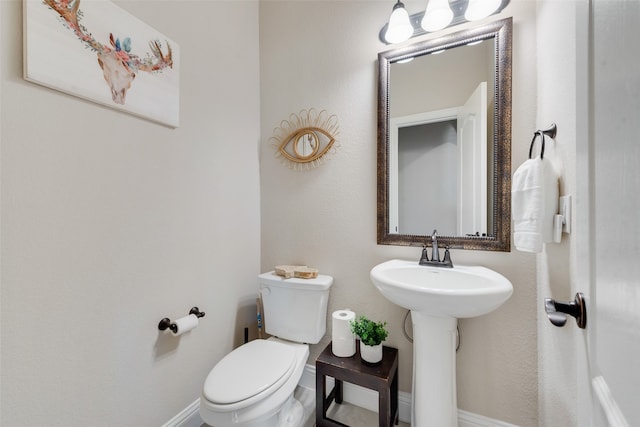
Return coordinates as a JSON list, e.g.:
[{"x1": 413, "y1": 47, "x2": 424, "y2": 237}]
[{"x1": 315, "y1": 341, "x2": 399, "y2": 427}]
